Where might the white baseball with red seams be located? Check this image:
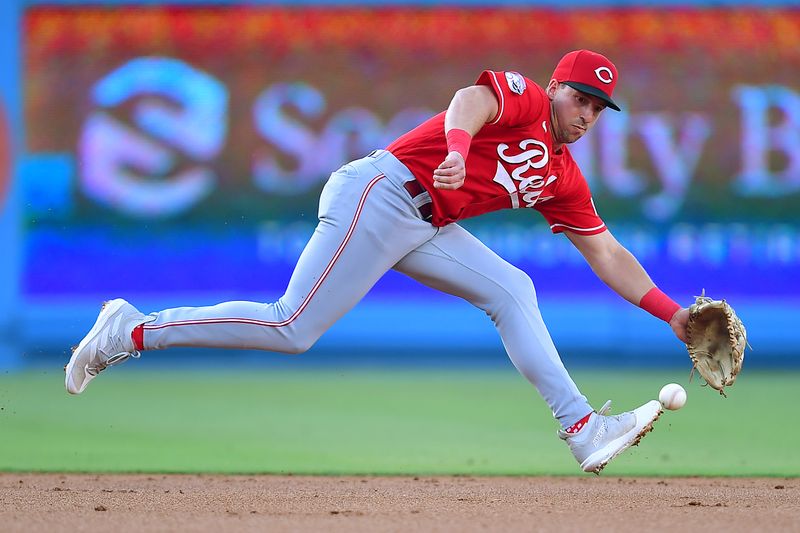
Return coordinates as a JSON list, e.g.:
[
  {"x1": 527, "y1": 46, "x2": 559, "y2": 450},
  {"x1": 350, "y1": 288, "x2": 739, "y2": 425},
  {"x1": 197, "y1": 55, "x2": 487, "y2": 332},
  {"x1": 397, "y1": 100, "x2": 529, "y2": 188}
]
[{"x1": 659, "y1": 383, "x2": 687, "y2": 410}]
